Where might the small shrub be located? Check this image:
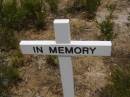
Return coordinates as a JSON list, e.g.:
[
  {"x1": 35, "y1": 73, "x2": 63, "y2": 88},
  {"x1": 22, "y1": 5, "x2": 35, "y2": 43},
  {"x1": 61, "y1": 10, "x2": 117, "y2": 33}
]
[
  {"x1": 97, "y1": 18, "x2": 116, "y2": 40},
  {"x1": 0, "y1": 0, "x2": 17, "y2": 29},
  {"x1": 0, "y1": 0, "x2": 46, "y2": 30},
  {"x1": 21, "y1": 0, "x2": 46, "y2": 30},
  {"x1": 0, "y1": 65, "x2": 20, "y2": 84},
  {"x1": 0, "y1": 0, "x2": 26, "y2": 30},
  {"x1": 66, "y1": 0, "x2": 101, "y2": 19},
  {"x1": 9, "y1": 50, "x2": 24, "y2": 67},
  {"x1": 46, "y1": 0, "x2": 59, "y2": 13},
  {"x1": 0, "y1": 27, "x2": 18, "y2": 51},
  {"x1": 96, "y1": 3, "x2": 117, "y2": 40},
  {"x1": 99, "y1": 65, "x2": 130, "y2": 97},
  {"x1": 34, "y1": 11, "x2": 46, "y2": 30},
  {"x1": 46, "y1": 56, "x2": 58, "y2": 67},
  {"x1": 0, "y1": 52, "x2": 20, "y2": 96},
  {"x1": 106, "y1": 3, "x2": 116, "y2": 18},
  {"x1": 0, "y1": 65, "x2": 20, "y2": 96},
  {"x1": 0, "y1": 0, "x2": 3, "y2": 11}
]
